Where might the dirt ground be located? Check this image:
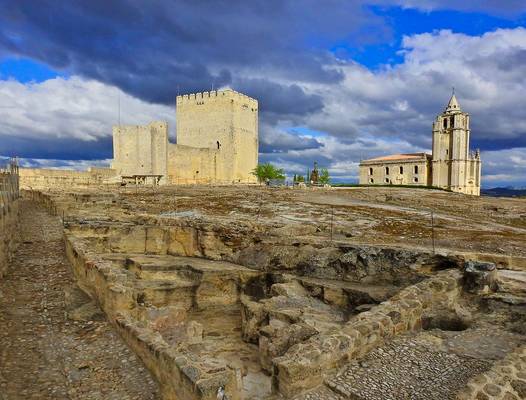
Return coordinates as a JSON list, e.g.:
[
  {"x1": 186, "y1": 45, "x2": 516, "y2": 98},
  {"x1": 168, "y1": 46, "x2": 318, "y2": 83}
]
[{"x1": 0, "y1": 200, "x2": 160, "y2": 400}]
